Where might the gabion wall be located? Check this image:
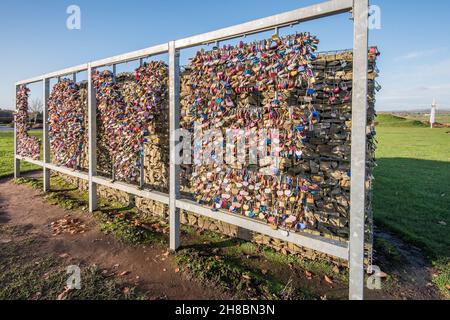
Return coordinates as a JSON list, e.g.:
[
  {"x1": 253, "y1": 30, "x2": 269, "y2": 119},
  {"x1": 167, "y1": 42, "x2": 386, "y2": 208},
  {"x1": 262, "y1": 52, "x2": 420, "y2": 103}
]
[
  {"x1": 15, "y1": 85, "x2": 41, "y2": 159},
  {"x1": 21, "y1": 33, "x2": 379, "y2": 264}
]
